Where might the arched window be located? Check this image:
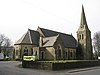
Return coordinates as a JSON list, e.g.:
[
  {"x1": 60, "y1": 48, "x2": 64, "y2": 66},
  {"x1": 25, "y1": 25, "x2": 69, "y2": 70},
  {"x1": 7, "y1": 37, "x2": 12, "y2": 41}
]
[
  {"x1": 24, "y1": 47, "x2": 28, "y2": 56},
  {"x1": 70, "y1": 52, "x2": 73, "y2": 58},
  {"x1": 35, "y1": 51, "x2": 37, "y2": 56},
  {"x1": 66, "y1": 52, "x2": 68, "y2": 58},
  {"x1": 31, "y1": 48, "x2": 33, "y2": 55},
  {"x1": 57, "y1": 45, "x2": 61, "y2": 59}
]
